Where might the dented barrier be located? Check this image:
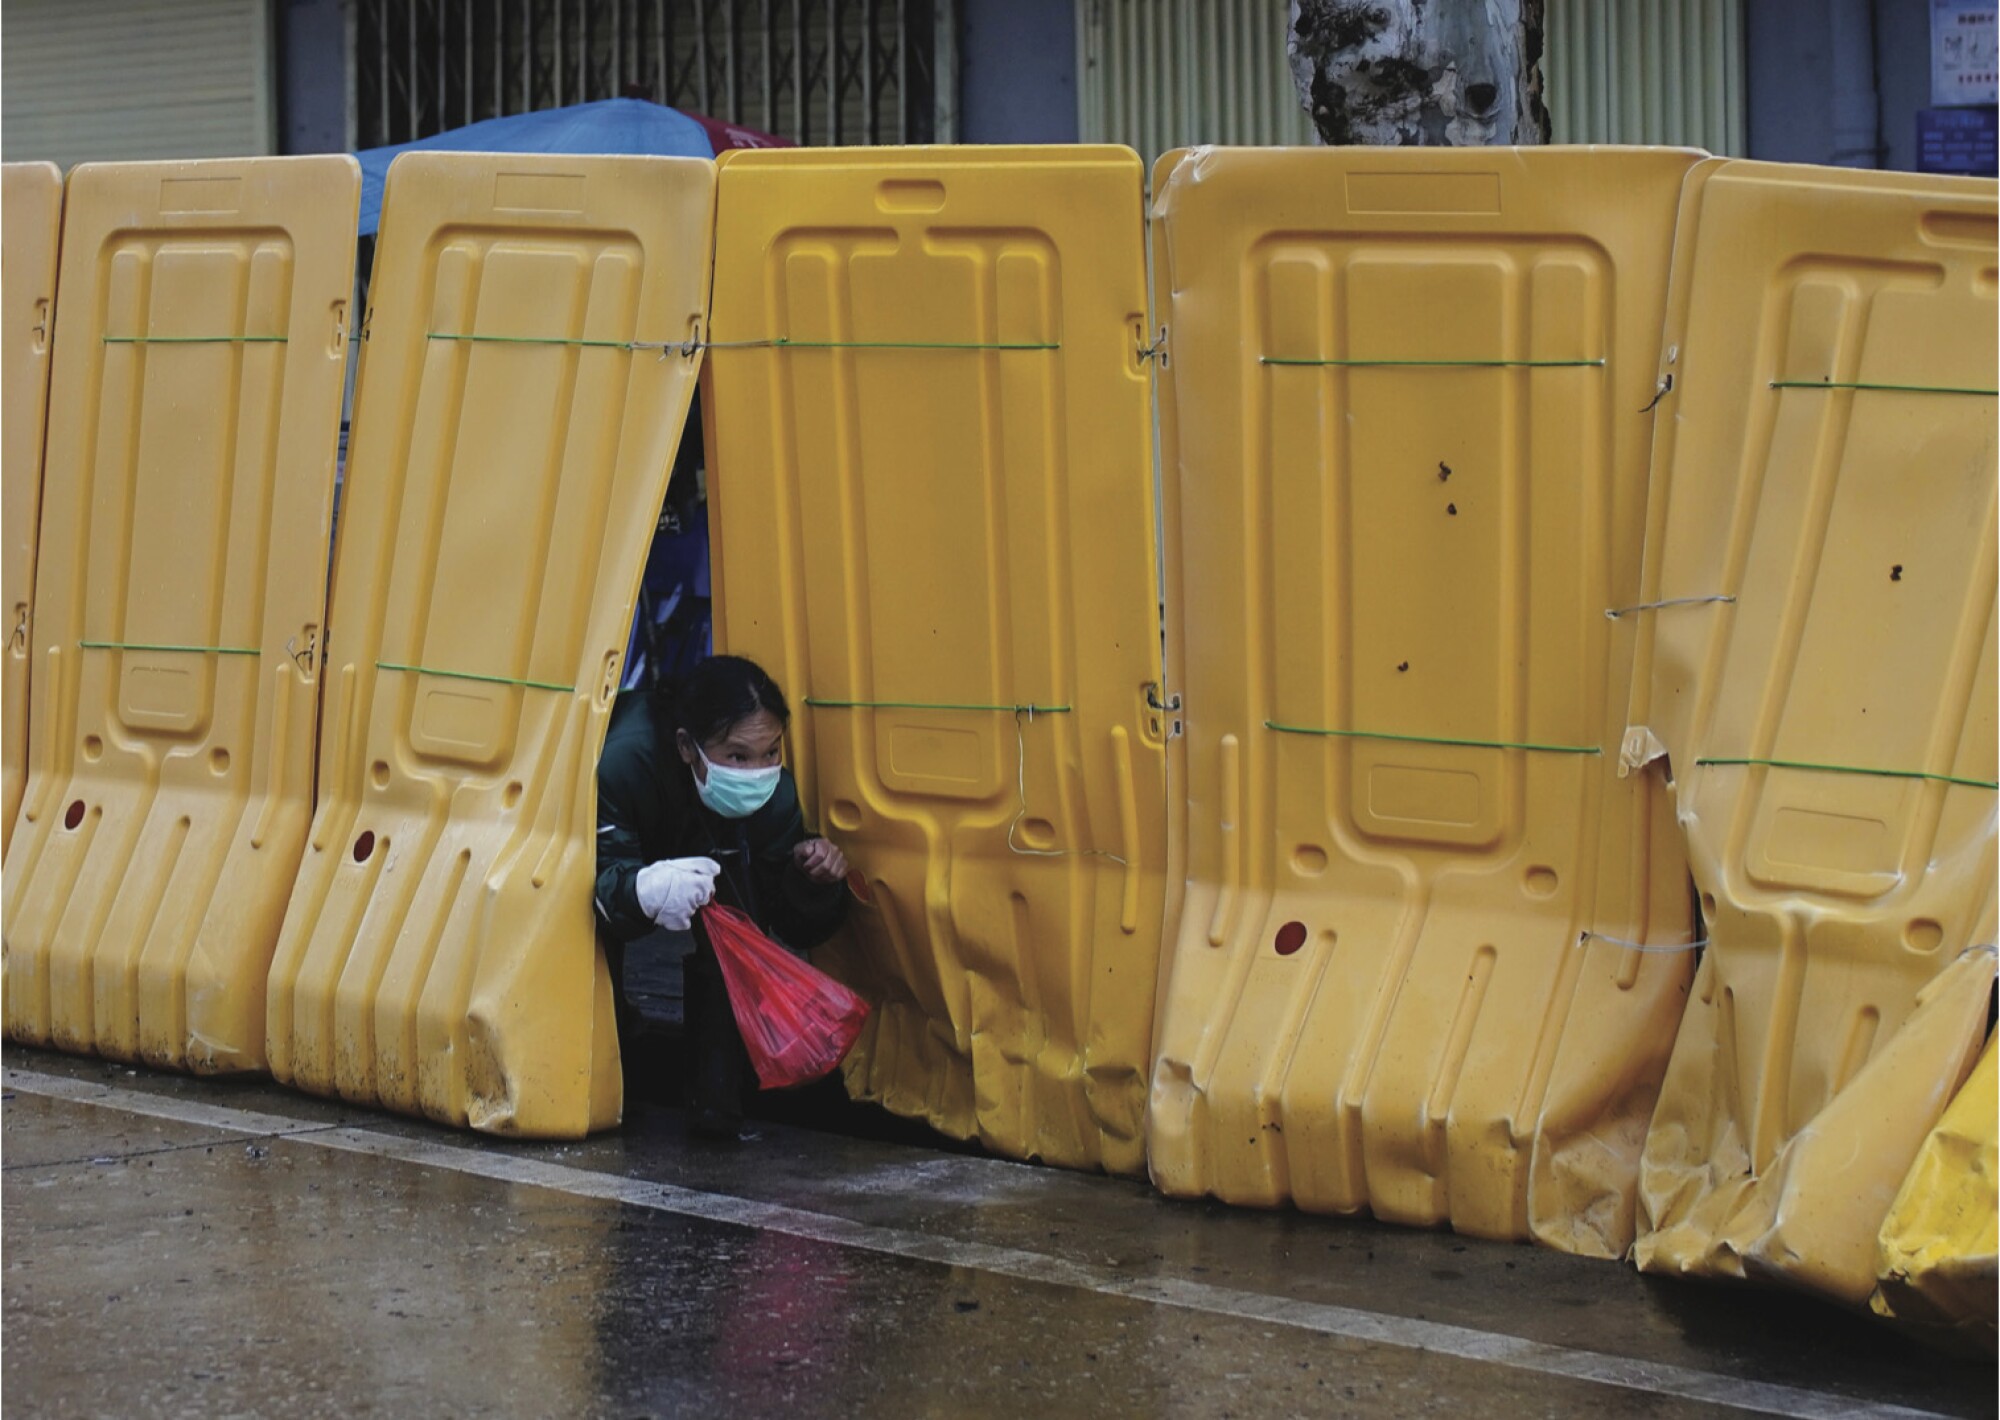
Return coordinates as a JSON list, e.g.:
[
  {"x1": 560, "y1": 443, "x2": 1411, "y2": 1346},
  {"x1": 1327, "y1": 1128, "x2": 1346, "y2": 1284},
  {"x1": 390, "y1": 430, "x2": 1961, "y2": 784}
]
[
  {"x1": 1624, "y1": 160, "x2": 1999, "y2": 1303},
  {"x1": 264, "y1": 153, "x2": 714, "y2": 1137},
  {"x1": 1147, "y1": 147, "x2": 1703, "y2": 1254},
  {"x1": 0, "y1": 134, "x2": 1991, "y2": 1343},
  {"x1": 1874, "y1": 1033, "x2": 1998, "y2": 1354},
  {"x1": 705, "y1": 147, "x2": 1170, "y2": 1174},
  {"x1": 3, "y1": 157, "x2": 358, "y2": 1070},
  {"x1": 1, "y1": 162, "x2": 62, "y2": 860}
]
